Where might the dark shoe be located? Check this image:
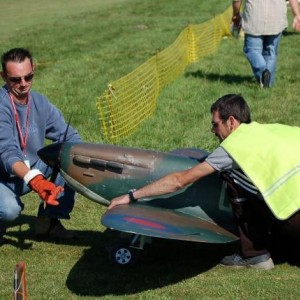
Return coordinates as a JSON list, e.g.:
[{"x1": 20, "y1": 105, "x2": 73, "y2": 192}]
[
  {"x1": 36, "y1": 216, "x2": 76, "y2": 240},
  {"x1": 35, "y1": 216, "x2": 51, "y2": 237},
  {"x1": 260, "y1": 69, "x2": 271, "y2": 88},
  {"x1": 48, "y1": 219, "x2": 76, "y2": 239},
  {"x1": 220, "y1": 253, "x2": 274, "y2": 270}
]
